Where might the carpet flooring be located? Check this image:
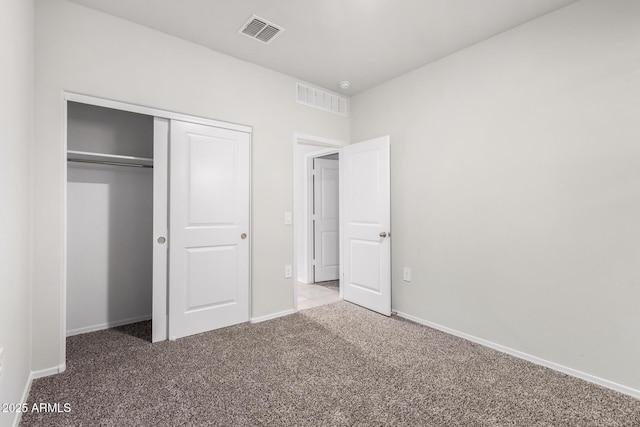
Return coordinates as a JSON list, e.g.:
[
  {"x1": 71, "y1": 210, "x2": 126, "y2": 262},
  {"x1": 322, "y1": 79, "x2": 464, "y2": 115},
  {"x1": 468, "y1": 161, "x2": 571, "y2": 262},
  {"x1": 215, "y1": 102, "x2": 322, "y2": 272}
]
[{"x1": 21, "y1": 302, "x2": 639, "y2": 426}]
